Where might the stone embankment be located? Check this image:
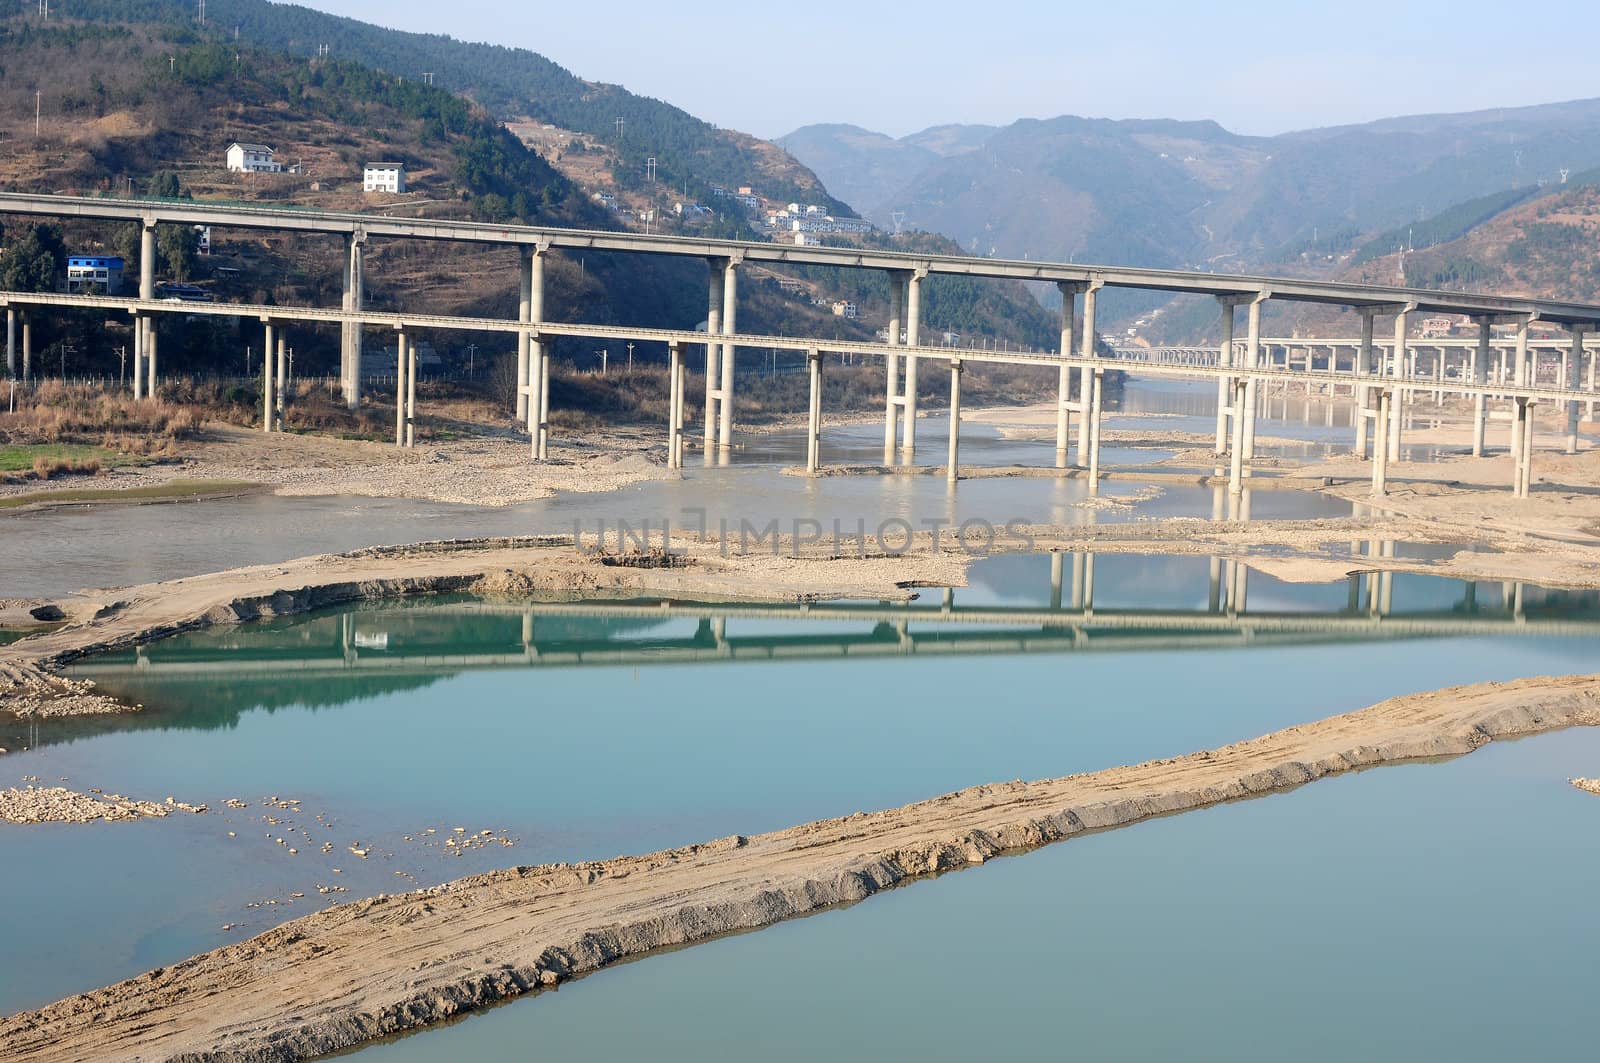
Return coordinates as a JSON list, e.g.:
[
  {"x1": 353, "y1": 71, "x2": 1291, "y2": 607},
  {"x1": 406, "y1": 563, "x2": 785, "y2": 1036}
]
[{"x1": 2, "y1": 674, "x2": 1595, "y2": 1061}]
